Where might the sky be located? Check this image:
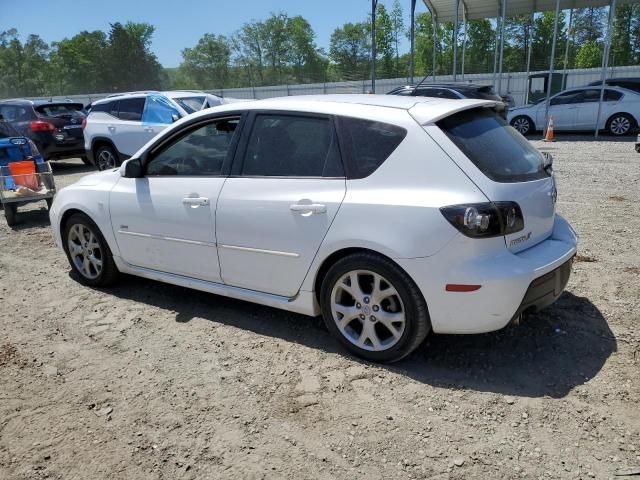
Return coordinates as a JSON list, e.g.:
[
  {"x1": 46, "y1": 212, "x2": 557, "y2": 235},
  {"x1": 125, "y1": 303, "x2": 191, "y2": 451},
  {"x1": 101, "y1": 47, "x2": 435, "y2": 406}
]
[{"x1": 1, "y1": 0, "x2": 428, "y2": 68}]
